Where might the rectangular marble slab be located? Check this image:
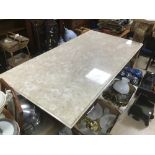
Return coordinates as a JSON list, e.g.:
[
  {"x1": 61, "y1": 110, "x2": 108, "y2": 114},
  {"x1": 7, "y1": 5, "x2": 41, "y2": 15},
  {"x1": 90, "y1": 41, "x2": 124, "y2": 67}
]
[{"x1": 0, "y1": 30, "x2": 142, "y2": 128}]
